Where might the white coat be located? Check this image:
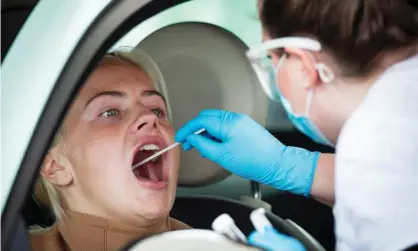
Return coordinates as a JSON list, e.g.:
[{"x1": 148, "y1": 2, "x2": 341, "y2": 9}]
[{"x1": 335, "y1": 54, "x2": 418, "y2": 251}]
